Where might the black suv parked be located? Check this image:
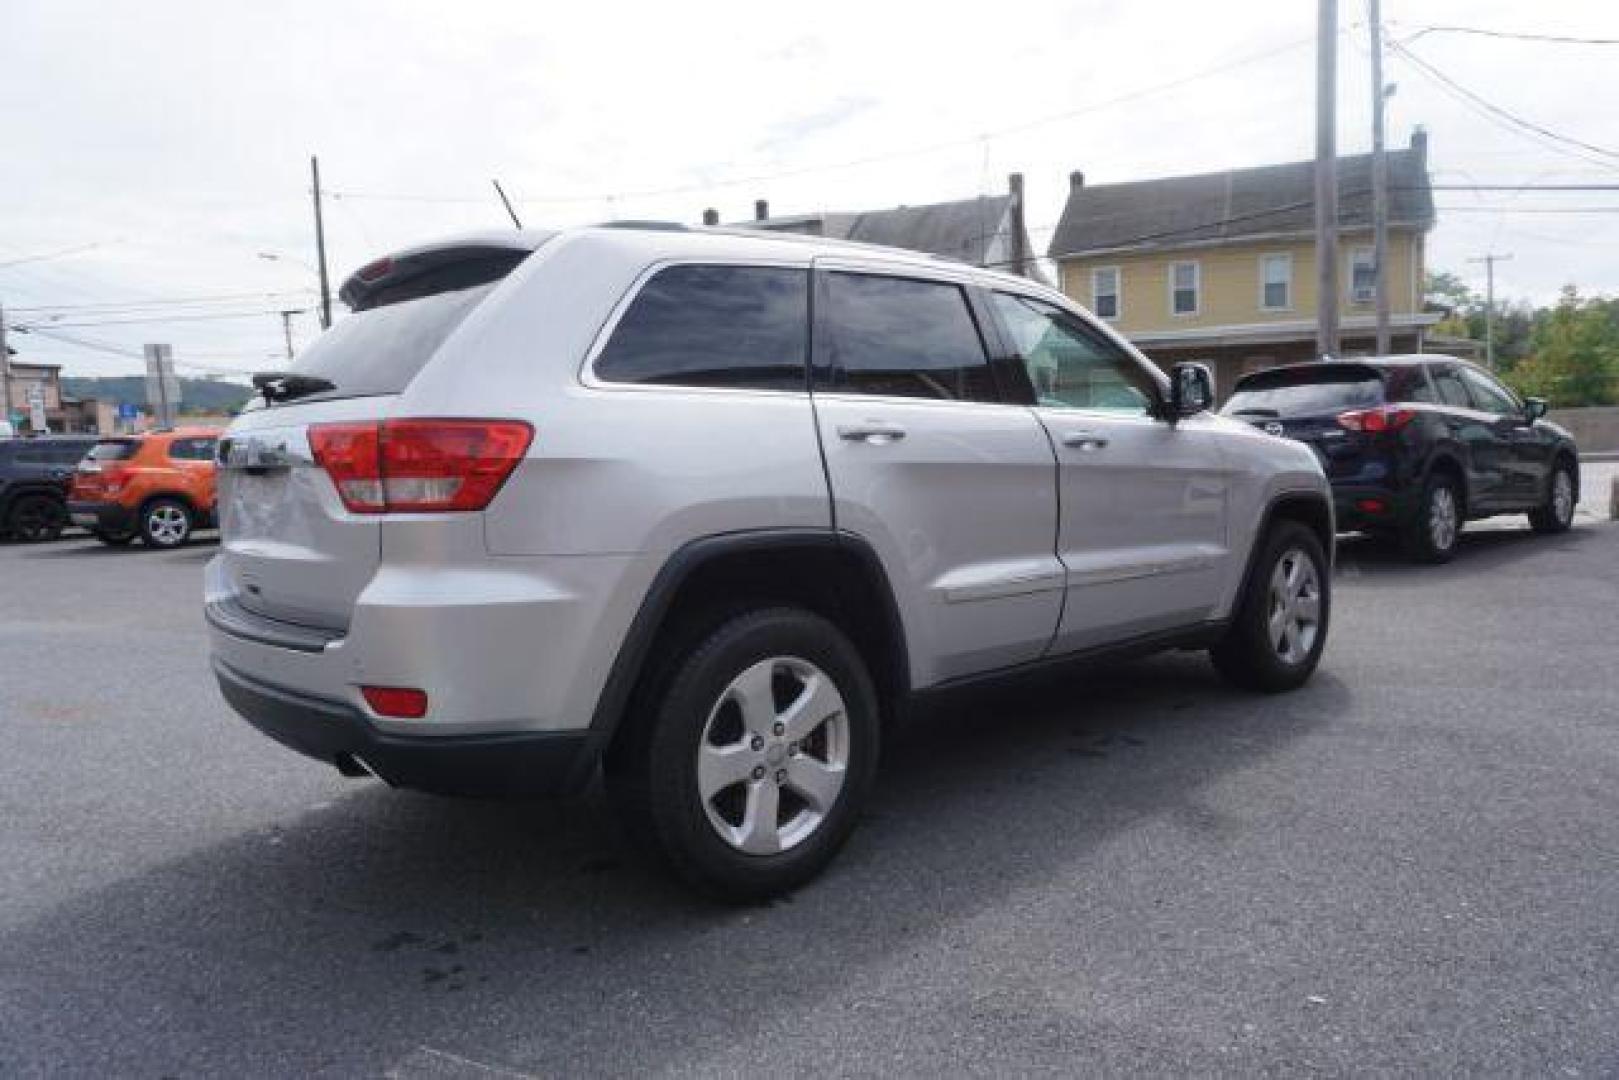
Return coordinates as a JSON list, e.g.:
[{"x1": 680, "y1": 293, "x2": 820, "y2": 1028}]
[
  {"x1": 1223, "y1": 357, "x2": 1579, "y2": 562},
  {"x1": 0, "y1": 436, "x2": 98, "y2": 542}
]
